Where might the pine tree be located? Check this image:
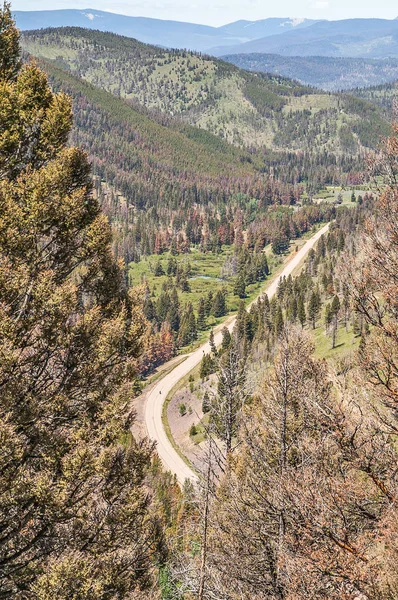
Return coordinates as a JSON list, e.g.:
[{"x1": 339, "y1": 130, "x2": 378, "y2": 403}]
[
  {"x1": 272, "y1": 234, "x2": 290, "y2": 255},
  {"x1": 221, "y1": 326, "x2": 232, "y2": 352},
  {"x1": 330, "y1": 294, "x2": 341, "y2": 348},
  {"x1": 167, "y1": 302, "x2": 180, "y2": 333},
  {"x1": 170, "y1": 237, "x2": 178, "y2": 255},
  {"x1": 298, "y1": 296, "x2": 306, "y2": 328},
  {"x1": 274, "y1": 304, "x2": 284, "y2": 335},
  {"x1": 204, "y1": 291, "x2": 213, "y2": 316},
  {"x1": 154, "y1": 260, "x2": 165, "y2": 276},
  {"x1": 202, "y1": 391, "x2": 211, "y2": 413},
  {"x1": 234, "y1": 273, "x2": 246, "y2": 298},
  {"x1": 0, "y1": 8, "x2": 162, "y2": 596},
  {"x1": 197, "y1": 297, "x2": 206, "y2": 330},
  {"x1": 178, "y1": 303, "x2": 197, "y2": 346},
  {"x1": 307, "y1": 291, "x2": 320, "y2": 329},
  {"x1": 167, "y1": 255, "x2": 177, "y2": 275},
  {"x1": 212, "y1": 289, "x2": 227, "y2": 318}
]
